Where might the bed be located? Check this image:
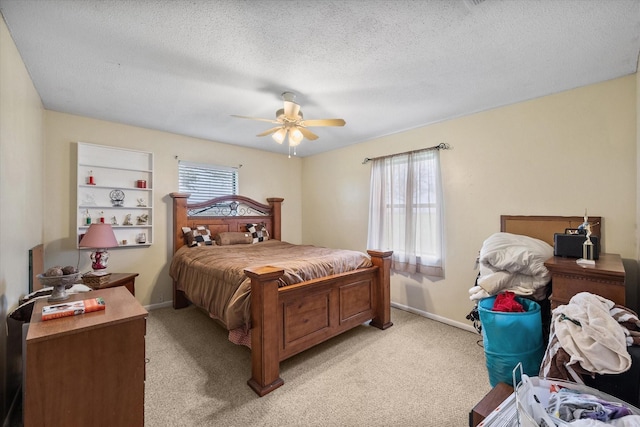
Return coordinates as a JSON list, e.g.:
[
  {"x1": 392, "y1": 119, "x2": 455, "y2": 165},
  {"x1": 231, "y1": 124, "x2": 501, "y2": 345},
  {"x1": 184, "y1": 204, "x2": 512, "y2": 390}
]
[{"x1": 169, "y1": 193, "x2": 393, "y2": 396}]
